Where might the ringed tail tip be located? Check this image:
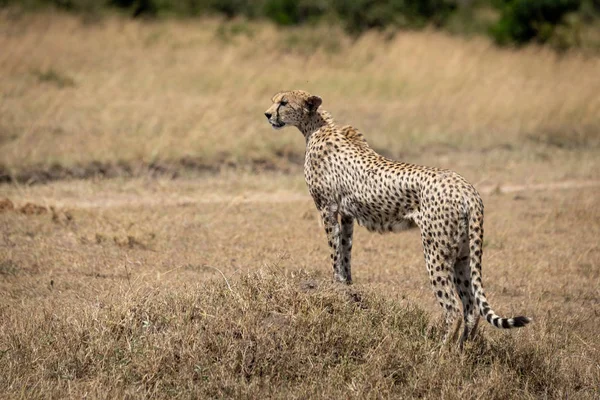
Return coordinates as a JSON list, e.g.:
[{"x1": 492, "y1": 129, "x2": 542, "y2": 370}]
[{"x1": 511, "y1": 316, "x2": 531, "y2": 328}]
